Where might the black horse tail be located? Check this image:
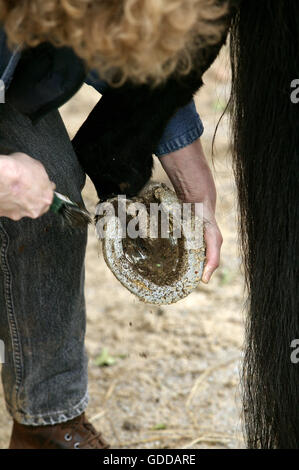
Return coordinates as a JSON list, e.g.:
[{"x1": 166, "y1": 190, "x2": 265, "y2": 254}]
[{"x1": 229, "y1": 0, "x2": 299, "y2": 448}]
